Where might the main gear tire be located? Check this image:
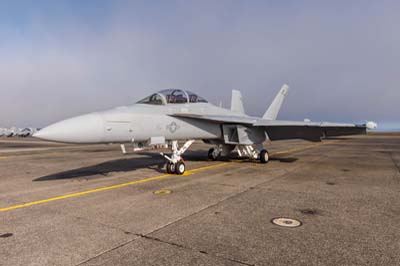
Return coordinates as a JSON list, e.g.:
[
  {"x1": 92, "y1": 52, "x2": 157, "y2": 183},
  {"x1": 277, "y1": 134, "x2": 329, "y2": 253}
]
[{"x1": 259, "y1": 149, "x2": 269, "y2": 164}]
